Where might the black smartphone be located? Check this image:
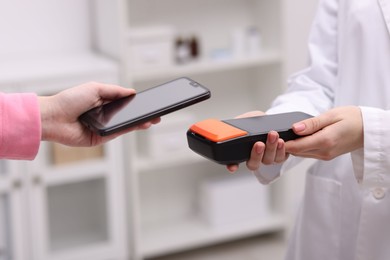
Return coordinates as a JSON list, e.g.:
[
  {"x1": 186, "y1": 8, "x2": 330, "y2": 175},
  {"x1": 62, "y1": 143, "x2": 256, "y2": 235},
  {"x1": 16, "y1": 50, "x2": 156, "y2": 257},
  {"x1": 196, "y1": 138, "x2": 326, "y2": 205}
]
[{"x1": 79, "y1": 77, "x2": 211, "y2": 136}]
